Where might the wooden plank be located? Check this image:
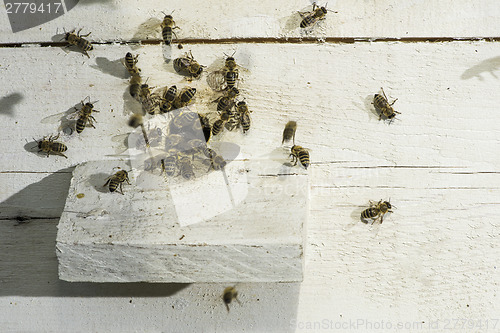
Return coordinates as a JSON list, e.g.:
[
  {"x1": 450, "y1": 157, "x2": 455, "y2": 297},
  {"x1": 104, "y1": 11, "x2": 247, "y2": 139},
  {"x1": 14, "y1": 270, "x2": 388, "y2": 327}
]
[
  {"x1": 0, "y1": 0, "x2": 499, "y2": 43},
  {"x1": 0, "y1": 41, "x2": 499, "y2": 174}
]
